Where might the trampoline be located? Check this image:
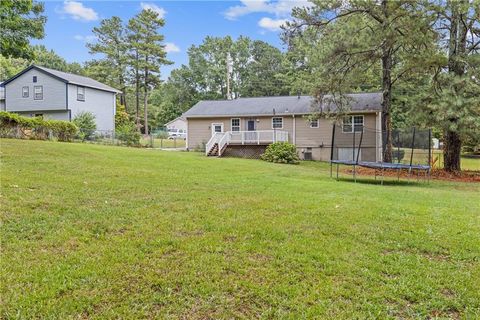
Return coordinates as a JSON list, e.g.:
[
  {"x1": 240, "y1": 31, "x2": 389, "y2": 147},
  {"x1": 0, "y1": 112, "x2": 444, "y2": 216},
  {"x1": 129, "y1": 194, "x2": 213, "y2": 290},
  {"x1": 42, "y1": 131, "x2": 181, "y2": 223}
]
[{"x1": 329, "y1": 124, "x2": 432, "y2": 184}]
